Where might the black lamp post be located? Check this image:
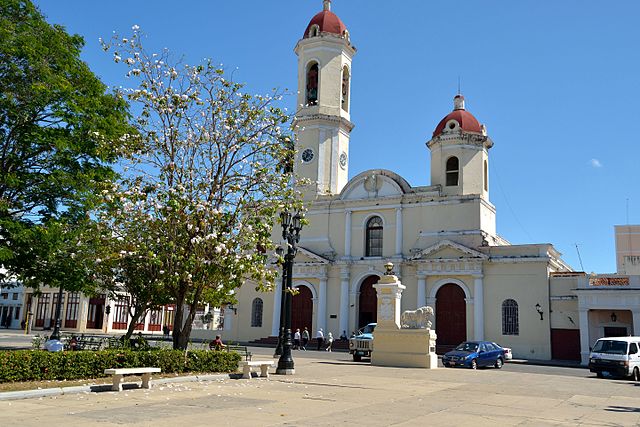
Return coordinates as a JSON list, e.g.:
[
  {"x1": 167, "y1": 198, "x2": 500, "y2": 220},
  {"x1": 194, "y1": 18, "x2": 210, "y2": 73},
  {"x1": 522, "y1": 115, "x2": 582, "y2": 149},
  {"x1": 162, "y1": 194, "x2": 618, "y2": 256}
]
[
  {"x1": 276, "y1": 210, "x2": 303, "y2": 375},
  {"x1": 274, "y1": 246, "x2": 286, "y2": 357},
  {"x1": 49, "y1": 286, "x2": 64, "y2": 341}
]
